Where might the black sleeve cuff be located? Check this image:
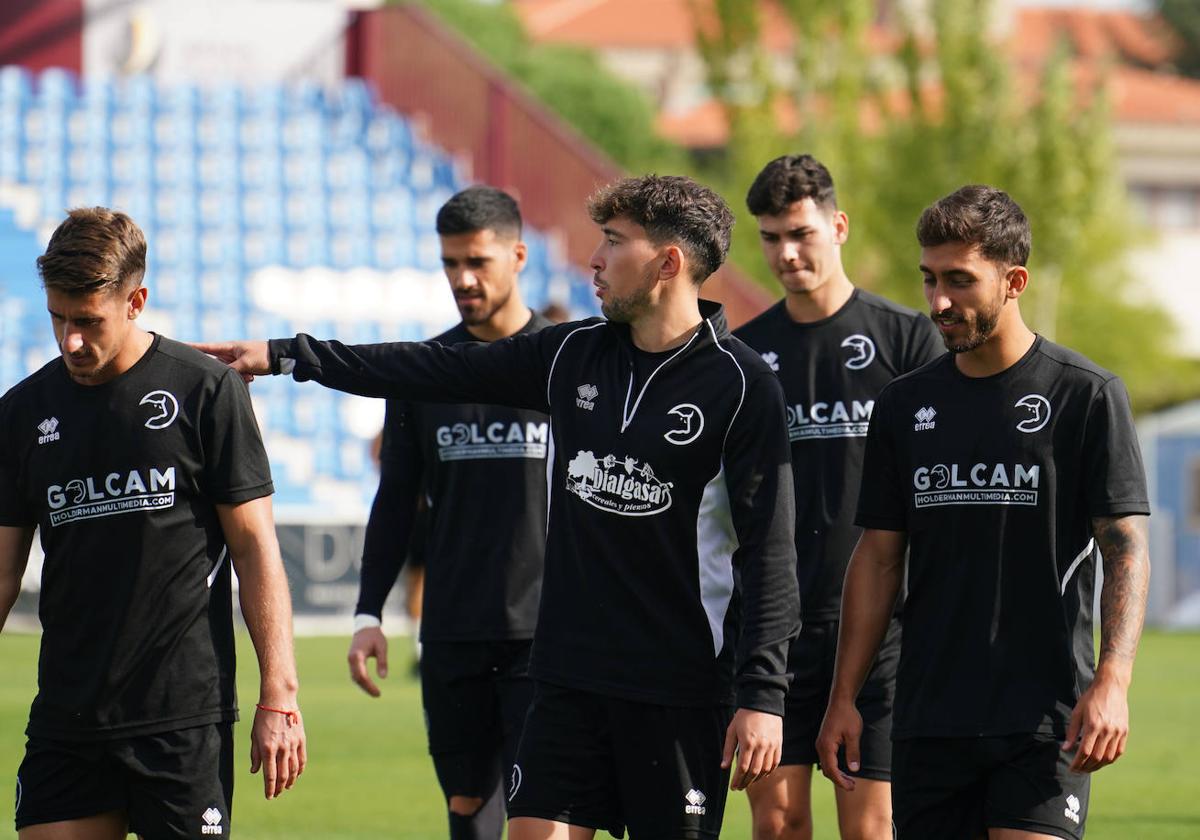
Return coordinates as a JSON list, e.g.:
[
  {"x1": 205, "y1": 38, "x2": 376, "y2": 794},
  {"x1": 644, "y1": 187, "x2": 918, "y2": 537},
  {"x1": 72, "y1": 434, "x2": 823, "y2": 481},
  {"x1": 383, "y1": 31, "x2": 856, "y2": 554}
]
[
  {"x1": 268, "y1": 338, "x2": 296, "y2": 376},
  {"x1": 735, "y1": 684, "x2": 787, "y2": 717}
]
